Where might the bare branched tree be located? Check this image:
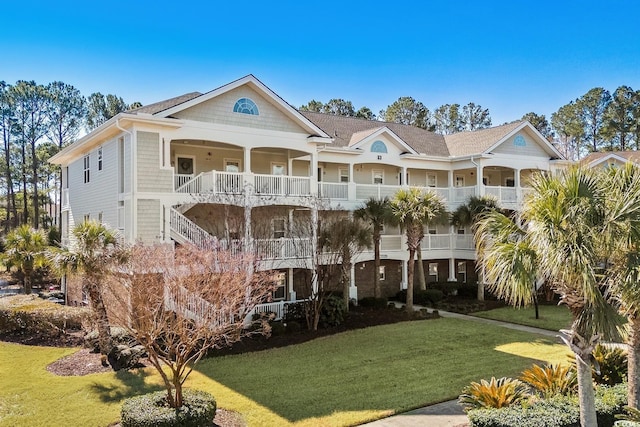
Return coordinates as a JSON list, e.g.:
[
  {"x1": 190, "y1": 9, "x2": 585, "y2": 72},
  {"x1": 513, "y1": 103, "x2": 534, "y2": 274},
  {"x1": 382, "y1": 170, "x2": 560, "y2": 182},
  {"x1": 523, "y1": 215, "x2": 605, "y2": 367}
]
[{"x1": 114, "y1": 243, "x2": 276, "y2": 409}]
